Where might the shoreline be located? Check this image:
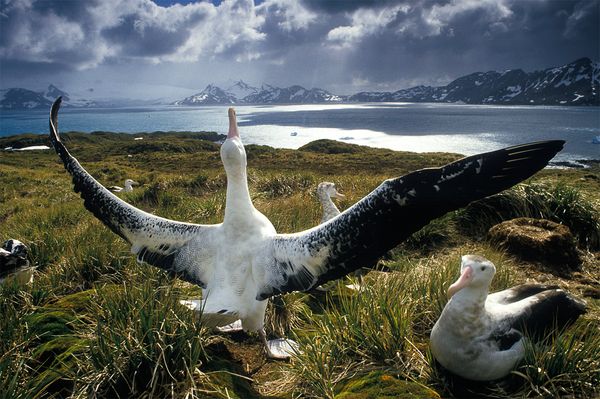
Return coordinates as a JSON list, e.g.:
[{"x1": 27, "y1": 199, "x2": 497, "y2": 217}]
[
  {"x1": 2, "y1": 130, "x2": 599, "y2": 170},
  {"x1": 1, "y1": 103, "x2": 598, "y2": 161},
  {"x1": 550, "y1": 159, "x2": 600, "y2": 169}
]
